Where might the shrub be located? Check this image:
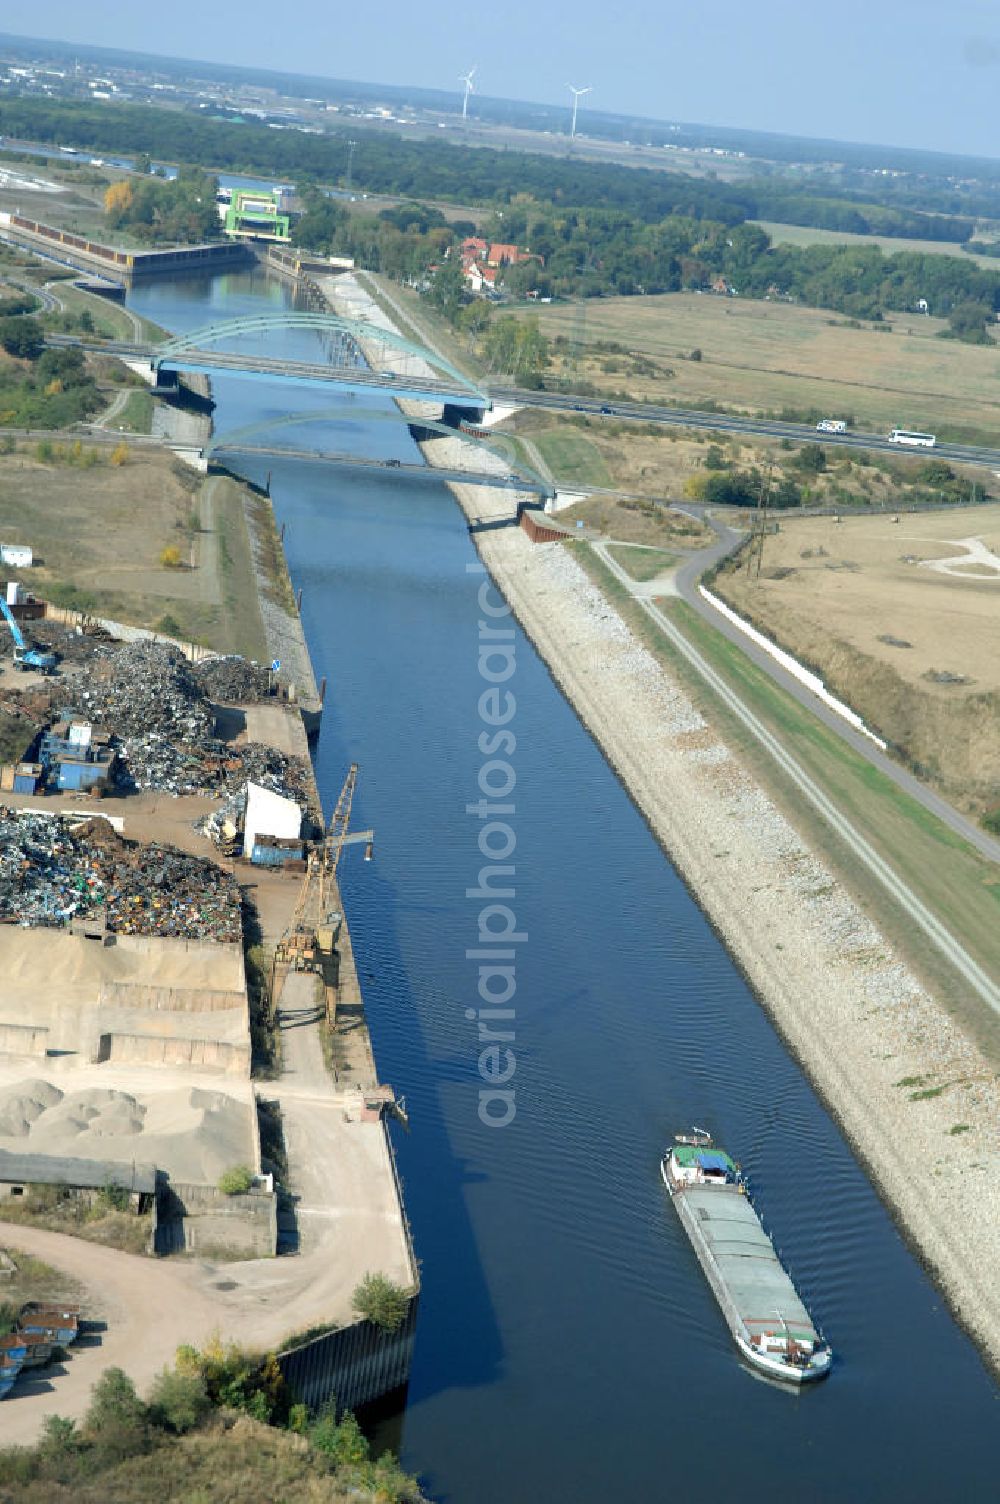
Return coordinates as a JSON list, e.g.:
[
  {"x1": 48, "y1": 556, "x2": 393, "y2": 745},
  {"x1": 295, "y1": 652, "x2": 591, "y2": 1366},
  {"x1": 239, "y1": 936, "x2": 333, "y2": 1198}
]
[
  {"x1": 159, "y1": 545, "x2": 183, "y2": 569},
  {"x1": 351, "y1": 1272, "x2": 410, "y2": 1333},
  {"x1": 310, "y1": 1405, "x2": 370, "y2": 1466},
  {"x1": 917, "y1": 459, "x2": 955, "y2": 486},
  {"x1": 704, "y1": 444, "x2": 728, "y2": 471},
  {"x1": 84, "y1": 1367, "x2": 151, "y2": 1462},
  {"x1": 39, "y1": 1413, "x2": 77, "y2": 1457},
  {"x1": 0, "y1": 315, "x2": 43, "y2": 359},
  {"x1": 110, "y1": 441, "x2": 129, "y2": 466},
  {"x1": 703, "y1": 470, "x2": 759, "y2": 506},
  {"x1": 98, "y1": 1180, "x2": 131, "y2": 1214},
  {"x1": 683, "y1": 473, "x2": 708, "y2": 501},
  {"x1": 148, "y1": 1366, "x2": 210, "y2": 1434},
  {"x1": 218, "y1": 1165, "x2": 254, "y2": 1196},
  {"x1": 792, "y1": 443, "x2": 827, "y2": 474}
]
